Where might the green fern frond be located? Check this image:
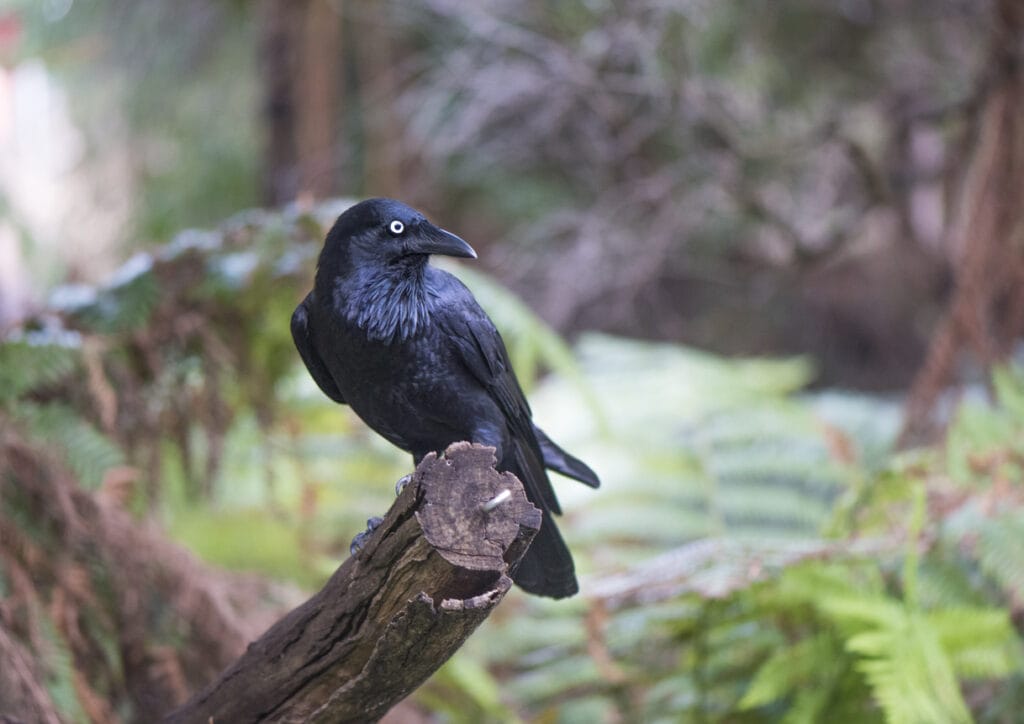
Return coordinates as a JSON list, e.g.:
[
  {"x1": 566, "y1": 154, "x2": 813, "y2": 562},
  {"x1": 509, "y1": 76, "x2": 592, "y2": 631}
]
[
  {"x1": 927, "y1": 608, "x2": 1021, "y2": 679},
  {"x1": 740, "y1": 632, "x2": 841, "y2": 710},
  {"x1": 682, "y1": 402, "x2": 854, "y2": 540},
  {"x1": 773, "y1": 562, "x2": 883, "y2": 611},
  {"x1": 64, "y1": 256, "x2": 161, "y2": 333},
  {"x1": 38, "y1": 611, "x2": 88, "y2": 723},
  {"x1": 505, "y1": 653, "x2": 604, "y2": 704},
  {"x1": 976, "y1": 512, "x2": 1024, "y2": 600},
  {"x1": 990, "y1": 365, "x2": 1024, "y2": 419},
  {"x1": 11, "y1": 401, "x2": 124, "y2": 490},
  {"x1": 849, "y1": 614, "x2": 971, "y2": 724},
  {"x1": 916, "y1": 557, "x2": 988, "y2": 609},
  {"x1": 0, "y1": 335, "x2": 80, "y2": 406},
  {"x1": 817, "y1": 595, "x2": 906, "y2": 635},
  {"x1": 945, "y1": 364, "x2": 1024, "y2": 489}
]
